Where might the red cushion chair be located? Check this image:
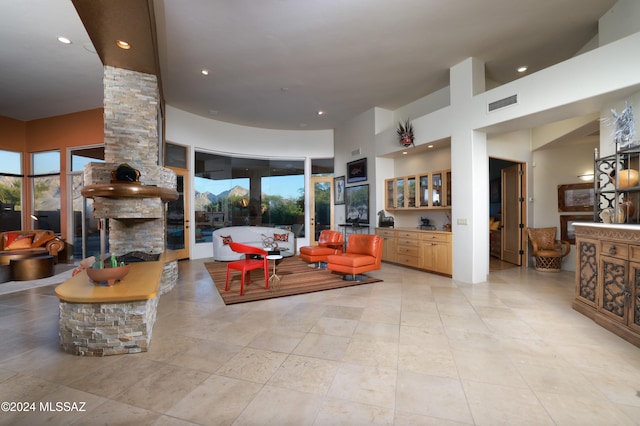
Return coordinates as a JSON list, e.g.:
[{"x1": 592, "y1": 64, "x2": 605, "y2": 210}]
[
  {"x1": 299, "y1": 230, "x2": 344, "y2": 267},
  {"x1": 225, "y1": 242, "x2": 269, "y2": 295},
  {"x1": 326, "y1": 234, "x2": 383, "y2": 281}
]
